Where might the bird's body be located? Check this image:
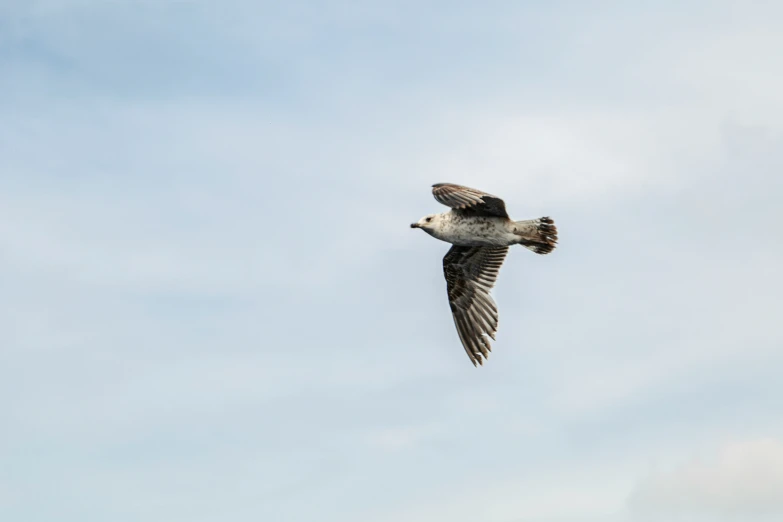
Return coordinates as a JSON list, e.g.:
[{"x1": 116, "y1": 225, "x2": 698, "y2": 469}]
[
  {"x1": 421, "y1": 211, "x2": 521, "y2": 247},
  {"x1": 411, "y1": 183, "x2": 558, "y2": 366}
]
